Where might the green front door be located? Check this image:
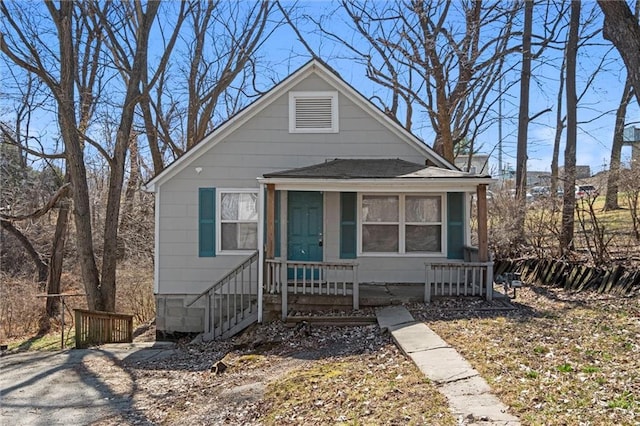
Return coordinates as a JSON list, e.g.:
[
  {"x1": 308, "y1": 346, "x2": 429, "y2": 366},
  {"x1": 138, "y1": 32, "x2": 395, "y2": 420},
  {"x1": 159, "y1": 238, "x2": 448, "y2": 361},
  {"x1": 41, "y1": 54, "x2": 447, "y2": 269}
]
[{"x1": 288, "y1": 191, "x2": 323, "y2": 277}]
